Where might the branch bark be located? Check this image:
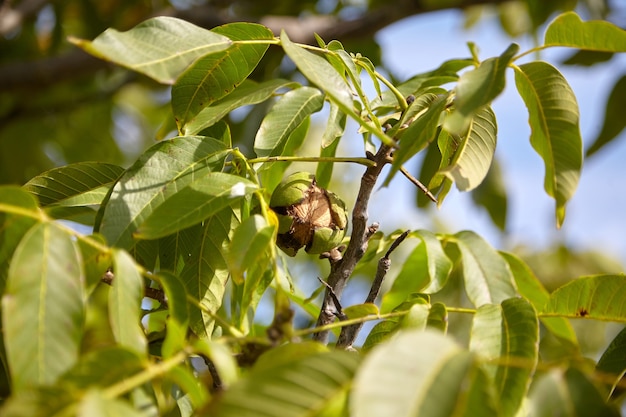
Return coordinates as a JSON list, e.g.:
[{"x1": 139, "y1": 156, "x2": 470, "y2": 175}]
[{"x1": 312, "y1": 144, "x2": 392, "y2": 343}]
